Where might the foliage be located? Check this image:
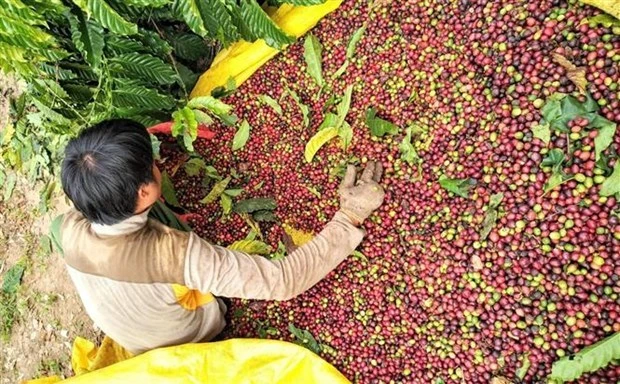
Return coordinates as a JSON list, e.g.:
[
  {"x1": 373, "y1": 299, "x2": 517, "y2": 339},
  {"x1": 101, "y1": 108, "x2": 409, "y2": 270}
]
[
  {"x1": 0, "y1": 0, "x2": 310, "y2": 190},
  {"x1": 288, "y1": 323, "x2": 322, "y2": 354},
  {"x1": 232, "y1": 120, "x2": 251, "y2": 151},
  {"x1": 228, "y1": 239, "x2": 272, "y2": 255},
  {"x1": 234, "y1": 198, "x2": 277, "y2": 213},
  {"x1": 438, "y1": 175, "x2": 476, "y2": 198},
  {"x1": 303, "y1": 34, "x2": 324, "y2": 88},
  {"x1": 548, "y1": 332, "x2": 620, "y2": 383}
]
